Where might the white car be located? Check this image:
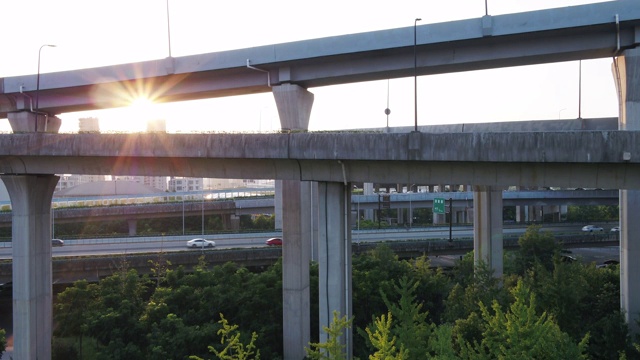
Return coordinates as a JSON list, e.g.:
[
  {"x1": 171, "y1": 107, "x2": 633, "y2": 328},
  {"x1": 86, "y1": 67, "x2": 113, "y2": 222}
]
[
  {"x1": 611, "y1": 226, "x2": 621, "y2": 233},
  {"x1": 186, "y1": 238, "x2": 216, "y2": 248},
  {"x1": 581, "y1": 225, "x2": 604, "y2": 232}
]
